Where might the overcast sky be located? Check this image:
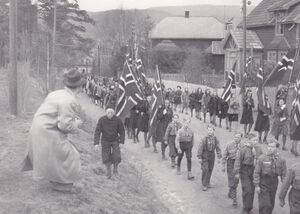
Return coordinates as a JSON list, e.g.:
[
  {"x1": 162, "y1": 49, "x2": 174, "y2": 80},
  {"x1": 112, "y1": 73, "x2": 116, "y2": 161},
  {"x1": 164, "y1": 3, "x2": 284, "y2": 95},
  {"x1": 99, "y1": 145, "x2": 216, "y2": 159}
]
[{"x1": 77, "y1": 0, "x2": 263, "y2": 12}]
